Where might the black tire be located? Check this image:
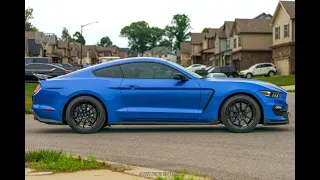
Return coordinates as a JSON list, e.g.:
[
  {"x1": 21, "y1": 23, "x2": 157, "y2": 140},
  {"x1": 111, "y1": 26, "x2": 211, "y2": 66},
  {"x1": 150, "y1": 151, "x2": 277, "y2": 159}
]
[
  {"x1": 245, "y1": 73, "x2": 253, "y2": 79},
  {"x1": 268, "y1": 71, "x2": 275, "y2": 77},
  {"x1": 220, "y1": 94, "x2": 261, "y2": 133},
  {"x1": 65, "y1": 96, "x2": 106, "y2": 134}
]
